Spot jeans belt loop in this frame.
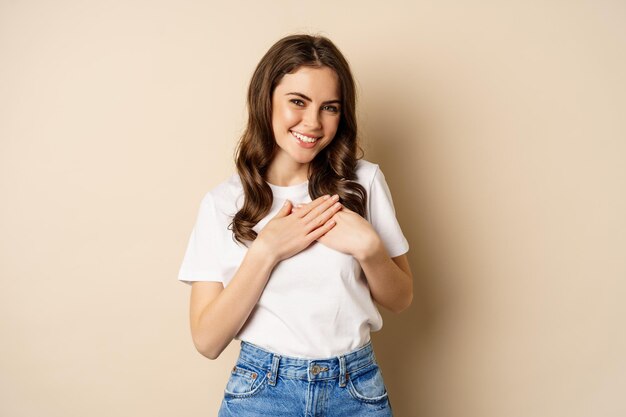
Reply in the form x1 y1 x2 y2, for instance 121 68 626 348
338 355 347 388
268 354 281 386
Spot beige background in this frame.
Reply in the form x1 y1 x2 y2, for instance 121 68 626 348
1 1 625 416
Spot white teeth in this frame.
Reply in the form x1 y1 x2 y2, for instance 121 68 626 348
291 131 318 143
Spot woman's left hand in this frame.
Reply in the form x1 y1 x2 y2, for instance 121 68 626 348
293 203 380 260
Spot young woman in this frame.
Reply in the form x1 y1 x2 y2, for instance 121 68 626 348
178 34 413 417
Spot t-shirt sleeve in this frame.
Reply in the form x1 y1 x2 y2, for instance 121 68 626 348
177 192 224 285
367 165 410 258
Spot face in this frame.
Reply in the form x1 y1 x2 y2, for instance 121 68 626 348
270 65 341 172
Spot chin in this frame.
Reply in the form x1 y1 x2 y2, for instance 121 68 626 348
291 153 317 164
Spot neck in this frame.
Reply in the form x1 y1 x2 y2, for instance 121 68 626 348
265 156 309 186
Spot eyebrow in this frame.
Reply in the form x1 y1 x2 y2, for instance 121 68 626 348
285 92 341 105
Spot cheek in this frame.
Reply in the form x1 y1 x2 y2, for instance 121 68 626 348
275 106 300 128
323 116 340 134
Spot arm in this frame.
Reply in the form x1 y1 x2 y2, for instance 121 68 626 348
188 195 342 360
303 205 413 314
305 203 413 314
355 241 413 314
189 244 277 360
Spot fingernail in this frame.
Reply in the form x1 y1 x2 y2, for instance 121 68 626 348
323 195 330 200
332 194 339 201
283 200 290 206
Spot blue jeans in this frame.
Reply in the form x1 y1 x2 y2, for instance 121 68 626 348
217 340 393 416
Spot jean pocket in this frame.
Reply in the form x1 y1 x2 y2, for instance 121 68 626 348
346 362 389 404
224 360 268 399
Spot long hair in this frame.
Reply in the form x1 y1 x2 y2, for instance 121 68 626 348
230 34 367 245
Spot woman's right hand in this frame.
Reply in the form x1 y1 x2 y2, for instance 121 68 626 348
252 194 342 264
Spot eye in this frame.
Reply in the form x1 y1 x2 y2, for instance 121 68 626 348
290 99 305 106
323 105 339 113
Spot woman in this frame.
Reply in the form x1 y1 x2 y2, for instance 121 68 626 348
178 34 413 416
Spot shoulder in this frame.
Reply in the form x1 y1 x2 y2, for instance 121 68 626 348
355 158 381 189
200 173 244 216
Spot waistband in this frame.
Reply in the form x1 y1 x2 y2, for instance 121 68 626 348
237 340 377 387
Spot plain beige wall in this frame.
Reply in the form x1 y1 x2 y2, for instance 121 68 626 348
1 1 625 416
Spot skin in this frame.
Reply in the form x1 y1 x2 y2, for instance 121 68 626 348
271 65 413 313
266 65 341 186
189 66 413 360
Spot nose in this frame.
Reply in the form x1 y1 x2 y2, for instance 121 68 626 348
303 107 322 130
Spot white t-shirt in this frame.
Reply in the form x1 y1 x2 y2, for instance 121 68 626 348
178 159 409 358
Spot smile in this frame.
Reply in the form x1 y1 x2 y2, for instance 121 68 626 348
290 130 320 143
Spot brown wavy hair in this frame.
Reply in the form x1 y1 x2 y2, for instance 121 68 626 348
230 34 367 245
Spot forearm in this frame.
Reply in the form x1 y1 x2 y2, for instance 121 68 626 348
193 244 277 359
356 239 413 314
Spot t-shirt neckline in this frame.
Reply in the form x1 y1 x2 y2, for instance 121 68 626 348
266 180 309 197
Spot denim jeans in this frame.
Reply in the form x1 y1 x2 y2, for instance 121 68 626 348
217 340 393 417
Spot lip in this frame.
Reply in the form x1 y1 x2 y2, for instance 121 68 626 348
290 130 320 149
290 130 321 140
